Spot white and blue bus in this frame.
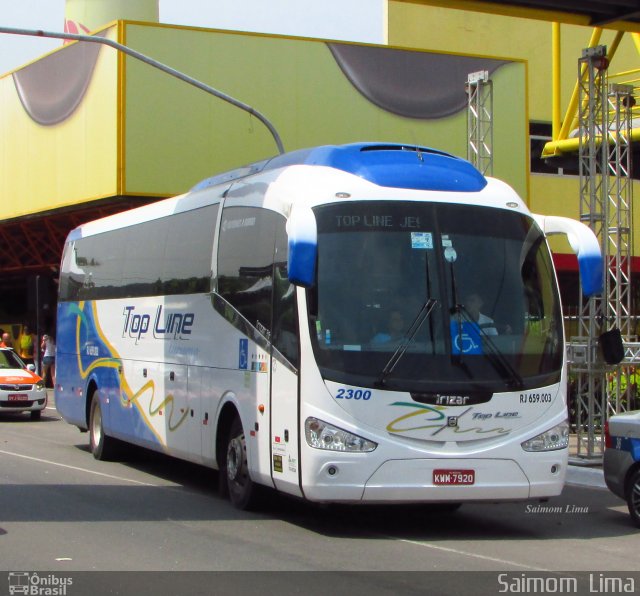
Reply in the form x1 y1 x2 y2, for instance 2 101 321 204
55 143 602 509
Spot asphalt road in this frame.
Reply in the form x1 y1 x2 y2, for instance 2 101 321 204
1 399 638 595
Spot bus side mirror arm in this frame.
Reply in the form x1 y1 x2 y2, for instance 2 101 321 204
287 207 317 288
532 214 603 298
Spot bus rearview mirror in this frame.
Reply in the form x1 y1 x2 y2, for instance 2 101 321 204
532 214 603 298
287 207 317 288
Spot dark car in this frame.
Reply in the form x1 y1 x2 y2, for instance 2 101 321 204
604 410 640 528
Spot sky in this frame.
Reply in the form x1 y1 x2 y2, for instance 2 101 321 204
0 0 385 74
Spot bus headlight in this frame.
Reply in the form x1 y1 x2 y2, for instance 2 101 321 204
305 417 377 452
521 421 569 452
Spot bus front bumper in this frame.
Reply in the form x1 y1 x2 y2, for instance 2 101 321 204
301 455 567 503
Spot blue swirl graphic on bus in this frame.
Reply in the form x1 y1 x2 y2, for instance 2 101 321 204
57 301 189 447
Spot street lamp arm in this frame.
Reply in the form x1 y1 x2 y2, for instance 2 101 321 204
0 26 285 155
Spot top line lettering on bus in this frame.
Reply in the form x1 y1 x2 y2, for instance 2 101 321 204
122 305 194 343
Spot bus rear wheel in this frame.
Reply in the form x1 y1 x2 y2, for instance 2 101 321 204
224 417 259 510
89 393 119 461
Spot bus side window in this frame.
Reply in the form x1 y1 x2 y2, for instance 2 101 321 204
217 207 276 338
161 205 218 295
74 229 127 300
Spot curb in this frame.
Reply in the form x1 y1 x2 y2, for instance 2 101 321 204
566 464 607 489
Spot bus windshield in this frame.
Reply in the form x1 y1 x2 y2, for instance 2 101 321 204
308 201 563 393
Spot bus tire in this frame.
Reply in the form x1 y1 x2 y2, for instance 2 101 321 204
89 393 118 461
626 468 640 528
224 417 259 510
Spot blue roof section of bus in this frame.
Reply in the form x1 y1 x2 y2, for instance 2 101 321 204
298 143 488 192
190 143 487 193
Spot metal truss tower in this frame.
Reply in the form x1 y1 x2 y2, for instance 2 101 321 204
466 70 493 176
604 83 639 418
571 46 637 461
572 45 609 461
605 83 634 341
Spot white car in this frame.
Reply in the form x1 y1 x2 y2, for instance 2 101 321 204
0 348 47 420
604 410 640 528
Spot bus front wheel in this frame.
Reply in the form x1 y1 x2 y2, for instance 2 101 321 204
224 417 259 510
89 393 118 461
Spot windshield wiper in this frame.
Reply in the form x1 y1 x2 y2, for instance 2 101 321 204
375 298 438 387
456 305 524 390
446 255 522 389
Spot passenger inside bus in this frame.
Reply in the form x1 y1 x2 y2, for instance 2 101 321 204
464 293 498 335
371 310 406 345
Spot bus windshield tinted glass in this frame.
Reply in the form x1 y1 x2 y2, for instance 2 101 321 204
309 201 562 392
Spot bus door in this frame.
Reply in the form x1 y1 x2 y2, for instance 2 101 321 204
217 205 300 491
269 222 303 497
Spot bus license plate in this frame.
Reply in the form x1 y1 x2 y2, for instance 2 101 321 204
8 394 29 401
433 469 475 485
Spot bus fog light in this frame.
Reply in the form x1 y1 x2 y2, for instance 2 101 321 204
521 421 569 452
305 417 377 452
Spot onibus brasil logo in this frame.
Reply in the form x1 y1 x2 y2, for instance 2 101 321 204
7 572 72 595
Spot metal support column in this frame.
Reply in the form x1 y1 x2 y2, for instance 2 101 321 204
605 84 633 341
572 46 609 461
605 84 638 416
466 70 493 176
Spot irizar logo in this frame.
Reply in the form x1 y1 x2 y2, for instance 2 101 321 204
411 392 493 406
122 305 194 343
436 395 471 406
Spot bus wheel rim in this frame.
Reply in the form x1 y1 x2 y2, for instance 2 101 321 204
92 403 102 446
227 436 243 482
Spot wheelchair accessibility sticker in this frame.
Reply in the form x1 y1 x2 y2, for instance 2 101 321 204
239 338 248 369
450 321 483 355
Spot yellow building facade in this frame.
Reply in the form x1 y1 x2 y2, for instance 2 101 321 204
1 1 637 329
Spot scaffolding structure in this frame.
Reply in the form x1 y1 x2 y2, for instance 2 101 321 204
570 45 638 461
605 83 634 340
466 70 493 176
465 53 639 460
570 46 610 460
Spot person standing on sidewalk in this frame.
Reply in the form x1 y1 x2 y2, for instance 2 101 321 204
41 333 56 388
17 325 36 366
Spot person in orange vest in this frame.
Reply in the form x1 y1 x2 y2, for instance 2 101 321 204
0 332 13 348
17 325 36 366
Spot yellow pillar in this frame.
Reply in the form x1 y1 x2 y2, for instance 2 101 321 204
552 23 561 140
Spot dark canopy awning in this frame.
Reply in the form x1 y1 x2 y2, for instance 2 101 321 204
403 1 640 30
